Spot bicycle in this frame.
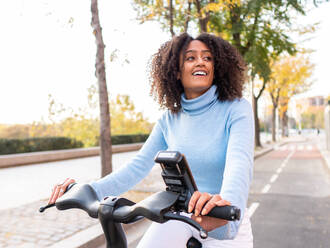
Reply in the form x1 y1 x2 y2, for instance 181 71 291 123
40 151 240 248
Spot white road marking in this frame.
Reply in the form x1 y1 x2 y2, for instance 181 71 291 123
262 149 295 194
261 184 271 194
270 174 278 183
248 202 260 217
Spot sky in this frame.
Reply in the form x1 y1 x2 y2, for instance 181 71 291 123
0 0 329 124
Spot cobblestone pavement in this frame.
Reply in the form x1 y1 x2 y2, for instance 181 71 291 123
0 200 98 248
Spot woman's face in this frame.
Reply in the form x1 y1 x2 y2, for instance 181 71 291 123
178 40 214 99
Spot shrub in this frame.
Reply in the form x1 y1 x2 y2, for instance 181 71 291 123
0 137 83 155
111 134 149 145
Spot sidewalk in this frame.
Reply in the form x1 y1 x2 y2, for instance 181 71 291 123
2 136 325 248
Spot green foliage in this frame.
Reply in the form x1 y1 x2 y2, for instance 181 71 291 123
0 137 83 155
133 0 312 82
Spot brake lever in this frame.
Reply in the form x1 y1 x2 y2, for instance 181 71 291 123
163 212 208 239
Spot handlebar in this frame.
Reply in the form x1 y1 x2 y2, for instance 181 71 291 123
40 183 240 240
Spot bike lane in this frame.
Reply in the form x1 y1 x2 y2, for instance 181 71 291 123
247 139 330 248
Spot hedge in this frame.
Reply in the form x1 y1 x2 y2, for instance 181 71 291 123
111 134 149 145
0 134 150 155
0 137 83 155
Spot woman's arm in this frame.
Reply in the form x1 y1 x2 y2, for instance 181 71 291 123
90 119 168 200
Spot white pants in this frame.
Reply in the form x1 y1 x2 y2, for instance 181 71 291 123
137 210 253 248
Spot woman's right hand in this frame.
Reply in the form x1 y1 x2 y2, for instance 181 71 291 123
48 178 76 204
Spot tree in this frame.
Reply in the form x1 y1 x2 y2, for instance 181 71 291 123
267 55 314 141
133 0 309 147
209 1 308 146
91 0 112 177
133 0 240 35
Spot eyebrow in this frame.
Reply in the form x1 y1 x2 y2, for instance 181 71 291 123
185 49 212 54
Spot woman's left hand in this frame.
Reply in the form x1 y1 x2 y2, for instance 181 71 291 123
188 191 231 232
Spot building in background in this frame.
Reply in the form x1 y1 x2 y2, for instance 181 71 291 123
290 95 326 130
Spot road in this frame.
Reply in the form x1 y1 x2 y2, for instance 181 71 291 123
248 135 330 247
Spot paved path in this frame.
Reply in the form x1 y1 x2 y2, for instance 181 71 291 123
248 136 330 247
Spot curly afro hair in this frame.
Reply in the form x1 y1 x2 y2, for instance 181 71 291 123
149 33 247 113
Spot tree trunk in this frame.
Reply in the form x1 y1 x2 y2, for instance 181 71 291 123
194 0 209 33
281 110 288 137
252 95 261 147
199 18 208 32
169 0 175 37
184 1 191 33
91 0 113 177
271 106 276 142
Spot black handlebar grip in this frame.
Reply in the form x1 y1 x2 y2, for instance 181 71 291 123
207 206 241 221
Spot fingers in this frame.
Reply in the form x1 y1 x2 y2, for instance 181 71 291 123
194 192 213 216
188 191 200 213
214 199 231 207
202 197 231 216
188 192 212 216
48 178 76 204
58 178 76 198
200 194 221 215
188 192 231 217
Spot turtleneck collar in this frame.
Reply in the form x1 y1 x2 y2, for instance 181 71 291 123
181 85 218 115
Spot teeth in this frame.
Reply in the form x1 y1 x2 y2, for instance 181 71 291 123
193 71 207 76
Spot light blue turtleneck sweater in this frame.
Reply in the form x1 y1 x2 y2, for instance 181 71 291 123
91 85 254 240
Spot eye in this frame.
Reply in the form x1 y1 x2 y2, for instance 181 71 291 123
185 56 195 61
204 56 213 61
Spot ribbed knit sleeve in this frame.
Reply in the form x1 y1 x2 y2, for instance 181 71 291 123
90 119 168 200
209 98 254 240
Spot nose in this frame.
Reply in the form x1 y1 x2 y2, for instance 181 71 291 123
196 56 205 66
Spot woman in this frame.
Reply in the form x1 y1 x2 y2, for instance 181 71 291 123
49 33 254 247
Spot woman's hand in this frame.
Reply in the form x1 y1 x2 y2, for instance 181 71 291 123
48 178 76 204
188 191 231 232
